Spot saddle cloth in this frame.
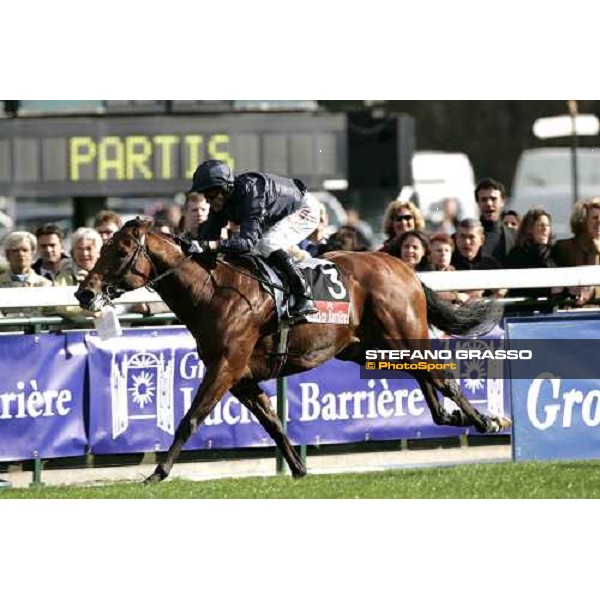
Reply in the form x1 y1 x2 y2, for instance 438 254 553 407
227 254 351 325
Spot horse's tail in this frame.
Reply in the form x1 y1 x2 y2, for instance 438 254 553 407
422 283 503 337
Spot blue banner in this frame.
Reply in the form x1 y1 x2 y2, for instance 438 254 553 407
506 312 600 461
86 328 275 454
0 332 88 461
86 326 510 454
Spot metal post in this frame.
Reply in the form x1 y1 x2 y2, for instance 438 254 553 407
568 100 579 205
30 453 44 488
275 377 288 475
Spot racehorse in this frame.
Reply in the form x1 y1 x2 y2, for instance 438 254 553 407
75 219 510 483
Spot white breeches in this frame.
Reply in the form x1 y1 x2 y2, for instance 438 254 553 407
254 194 321 257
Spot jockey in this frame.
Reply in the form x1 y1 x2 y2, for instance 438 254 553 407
187 160 320 317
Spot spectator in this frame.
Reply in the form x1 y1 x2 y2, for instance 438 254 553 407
154 203 182 234
345 208 374 249
506 207 558 299
32 223 73 282
553 198 600 306
388 230 432 272
179 192 210 237
55 227 103 285
151 219 174 235
475 178 516 265
434 197 460 235
452 218 502 299
501 209 521 231
429 233 470 304
0 231 51 318
299 201 329 257
379 200 425 252
94 210 122 244
324 225 370 252
429 233 455 271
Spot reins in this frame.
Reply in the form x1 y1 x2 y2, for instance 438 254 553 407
103 223 286 306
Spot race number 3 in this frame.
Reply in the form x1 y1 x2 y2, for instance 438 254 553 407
322 265 347 300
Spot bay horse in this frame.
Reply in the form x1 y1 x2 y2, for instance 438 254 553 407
75 219 510 483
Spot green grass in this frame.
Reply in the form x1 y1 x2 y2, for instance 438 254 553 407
3 460 600 498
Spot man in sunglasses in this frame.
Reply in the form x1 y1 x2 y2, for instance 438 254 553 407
186 160 320 318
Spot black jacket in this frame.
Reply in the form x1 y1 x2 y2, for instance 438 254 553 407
198 172 306 254
480 219 516 266
451 249 501 271
506 243 556 298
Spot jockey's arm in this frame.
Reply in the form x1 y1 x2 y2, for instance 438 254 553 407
216 193 266 254
217 216 263 254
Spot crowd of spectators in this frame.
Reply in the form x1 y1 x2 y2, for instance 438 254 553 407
2 175 600 319
373 177 600 308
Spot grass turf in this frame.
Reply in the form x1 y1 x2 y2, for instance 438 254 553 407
2 460 600 498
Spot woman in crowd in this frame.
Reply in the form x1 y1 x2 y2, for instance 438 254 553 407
388 230 432 272
428 233 469 304
55 227 103 286
0 231 51 318
506 207 557 299
378 200 425 253
553 198 600 305
324 225 370 252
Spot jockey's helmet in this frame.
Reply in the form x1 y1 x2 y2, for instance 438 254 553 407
189 160 234 194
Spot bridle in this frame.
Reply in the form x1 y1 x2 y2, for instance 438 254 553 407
101 228 192 303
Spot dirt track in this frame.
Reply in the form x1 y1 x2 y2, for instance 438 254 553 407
3 443 511 489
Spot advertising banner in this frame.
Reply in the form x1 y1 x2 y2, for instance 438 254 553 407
0 332 88 461
86 326 510 454
86 328 276 454
506 313 600 461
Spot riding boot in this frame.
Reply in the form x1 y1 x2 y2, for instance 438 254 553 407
268 249 318 317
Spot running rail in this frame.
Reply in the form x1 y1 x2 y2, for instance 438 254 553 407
0 266 600 308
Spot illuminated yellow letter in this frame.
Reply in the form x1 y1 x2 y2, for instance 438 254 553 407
70 137 97 181
208 134 234 170
184 135 203 178
153 135 179 179
125 136 153 180
98 136 125 181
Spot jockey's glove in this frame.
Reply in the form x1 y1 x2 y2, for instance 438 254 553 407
188 240 215 254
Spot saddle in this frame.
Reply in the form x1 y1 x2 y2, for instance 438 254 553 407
224 253 351 377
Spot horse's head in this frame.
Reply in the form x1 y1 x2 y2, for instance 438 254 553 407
75 218 157 311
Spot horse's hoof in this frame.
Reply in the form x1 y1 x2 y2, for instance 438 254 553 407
292 465 308 479
489 415 512 433
144 465 168 484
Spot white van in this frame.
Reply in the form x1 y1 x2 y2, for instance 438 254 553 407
511 147 600 240
398 151 478 224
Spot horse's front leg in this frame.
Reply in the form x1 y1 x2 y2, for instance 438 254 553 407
145 357 237 484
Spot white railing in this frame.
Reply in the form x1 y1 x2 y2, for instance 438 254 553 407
0 265 600 309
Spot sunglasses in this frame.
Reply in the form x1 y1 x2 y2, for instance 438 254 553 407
394 214 414 222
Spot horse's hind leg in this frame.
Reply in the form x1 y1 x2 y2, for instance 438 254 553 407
230 381 307 478
427 371 511 433
413 371 473 428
